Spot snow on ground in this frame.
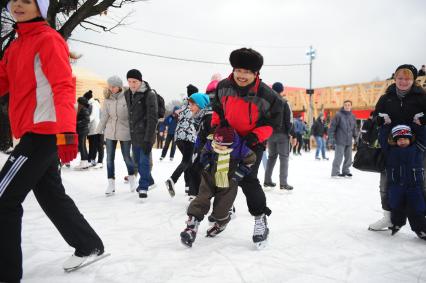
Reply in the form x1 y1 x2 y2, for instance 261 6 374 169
5 148 426 283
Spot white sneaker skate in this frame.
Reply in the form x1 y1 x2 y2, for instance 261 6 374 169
368 210 391 231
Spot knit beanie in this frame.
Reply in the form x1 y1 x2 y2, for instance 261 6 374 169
391 125 413 141
395 64 418 80
213 125 235 146
189 93 210 110
83 90 93 100
206 80 219 94
229 48 263 72
126 69 142 81
7 0 49 19
187 84 199 96
272 82 284 94
107 76 123 88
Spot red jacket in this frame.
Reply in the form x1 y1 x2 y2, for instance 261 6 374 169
0 20 76 138
211 75 283 143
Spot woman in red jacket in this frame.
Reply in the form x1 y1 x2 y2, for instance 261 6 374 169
0 0 104 281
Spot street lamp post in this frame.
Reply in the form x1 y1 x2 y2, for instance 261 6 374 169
306 45 316 127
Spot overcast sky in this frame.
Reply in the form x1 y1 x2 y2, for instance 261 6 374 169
68 0 426 102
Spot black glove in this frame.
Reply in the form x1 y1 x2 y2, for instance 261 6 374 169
232 164 252 182
244 133 259 147
200 152 213 170
141 141 152 155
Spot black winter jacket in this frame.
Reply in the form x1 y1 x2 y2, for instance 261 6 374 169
311 118 326 137
374 84 426 126
124 81 158 147
76 106 90 136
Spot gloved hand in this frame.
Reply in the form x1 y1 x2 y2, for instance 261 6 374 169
413 112 425 125
56 133 78 163
200 152 213 170
378 113 391 125
244 133 259 147
232 164 252 183
141 141 152 155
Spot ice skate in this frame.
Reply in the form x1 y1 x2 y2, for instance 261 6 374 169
368 210 391 231
74 160 90 170
138 189 148 198
105 179 115 196
253 214 269 249
206 222 227 237
93 163 103 169
128 175 137 192
63 249 109 272
165 178 175 197
180 216 199 247
390 225 401 236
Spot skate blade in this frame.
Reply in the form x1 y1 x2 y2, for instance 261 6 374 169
254 241 268 250
368 227 389 231
180 233 193 247
64 253 111 272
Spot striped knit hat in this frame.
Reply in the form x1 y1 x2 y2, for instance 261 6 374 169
213 125 235 146
391 125 412 141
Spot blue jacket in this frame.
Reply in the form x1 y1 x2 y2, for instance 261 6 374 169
293 117 306 134
379 124 426 189
164 114 177 135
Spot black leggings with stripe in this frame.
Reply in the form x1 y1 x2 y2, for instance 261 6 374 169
0 133 103 282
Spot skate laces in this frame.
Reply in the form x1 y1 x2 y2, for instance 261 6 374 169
253 215 267 236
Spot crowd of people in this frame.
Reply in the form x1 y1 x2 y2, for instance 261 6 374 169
0 0 426 281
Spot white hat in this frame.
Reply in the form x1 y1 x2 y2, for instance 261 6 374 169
7 0 49 19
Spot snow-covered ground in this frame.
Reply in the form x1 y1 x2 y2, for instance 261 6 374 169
6 148 426 283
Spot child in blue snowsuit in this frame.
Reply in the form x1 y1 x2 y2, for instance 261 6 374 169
379 123 426 239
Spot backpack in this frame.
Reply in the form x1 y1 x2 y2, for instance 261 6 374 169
151 89 165 119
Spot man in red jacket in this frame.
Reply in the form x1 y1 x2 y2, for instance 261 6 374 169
212 48 284 247
0 0 104 281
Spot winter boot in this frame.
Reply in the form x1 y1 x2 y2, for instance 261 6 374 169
206 222 227 237
75 160 90 170
180 216 200 247
128 175 137 192
368 210 391 231
165 178 175 197
253 214 269 246
105 179 115 196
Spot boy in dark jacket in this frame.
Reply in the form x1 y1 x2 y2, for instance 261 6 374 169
180 125 256 247
378 123 426 239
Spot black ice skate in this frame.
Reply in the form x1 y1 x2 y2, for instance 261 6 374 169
180 216 199 247
253 214 269 249
206 222 227 237
390 225 401 236
416 231 426 240
165 178 175 197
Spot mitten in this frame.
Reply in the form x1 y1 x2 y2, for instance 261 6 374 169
56 133 78 163
378 113 391 125
232 164 252 183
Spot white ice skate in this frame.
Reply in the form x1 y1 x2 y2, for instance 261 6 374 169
368 210 391 231
253 214 269 249
63 252 110 272
74 160 90 170
128 175 137 192
105 179 115 196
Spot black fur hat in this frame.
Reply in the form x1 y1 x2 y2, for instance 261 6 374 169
83 90 93 100
77 97 89 107
395 64 418 80
229 48 263 72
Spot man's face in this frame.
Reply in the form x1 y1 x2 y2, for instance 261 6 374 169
343 102 352 111
233 68 256 87
9 0 41 22
127 78 142 93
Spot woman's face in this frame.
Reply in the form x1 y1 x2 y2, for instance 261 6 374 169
395 72 414 91
108 85 120 94
188 101 200 115
9 0 41 22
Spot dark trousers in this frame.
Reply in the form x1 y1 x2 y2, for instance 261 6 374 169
105 139 134 179
88 134 104 163
0 134 103 282
161 134 176 158
170 140 194 186
78 134 88 161
293 133 303 154
188 156 203 196
156 133 164 148
240 146 271 216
